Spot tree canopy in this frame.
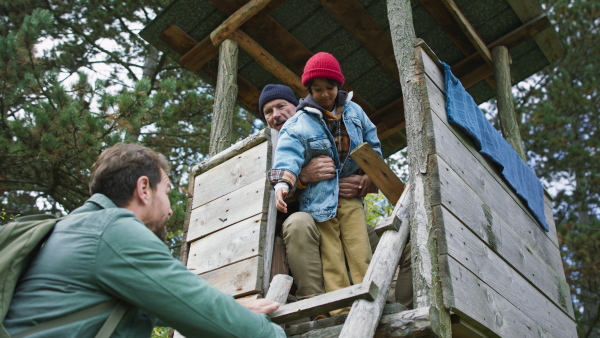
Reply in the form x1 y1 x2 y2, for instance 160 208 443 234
0 1 257 251
514 1 599 335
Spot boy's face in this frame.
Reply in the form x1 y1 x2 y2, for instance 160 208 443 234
310 78 338 112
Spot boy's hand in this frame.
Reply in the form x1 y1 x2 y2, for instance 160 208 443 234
275 187 289 213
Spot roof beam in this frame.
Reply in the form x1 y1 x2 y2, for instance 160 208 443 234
505 0 564 63
319 0 399 81
418 0 476 56
179 36 219 72
439 0 492 64
177 0 277 72
452 13 551 88
207 0 377 115
369 11 547 139
159 24 262 117
228 29 305 96
210 0 272 46
420 0 495 88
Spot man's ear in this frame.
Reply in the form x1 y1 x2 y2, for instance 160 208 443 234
134 176 152 206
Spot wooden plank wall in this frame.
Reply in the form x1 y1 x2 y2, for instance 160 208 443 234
417 45 577 337
185 136 274 298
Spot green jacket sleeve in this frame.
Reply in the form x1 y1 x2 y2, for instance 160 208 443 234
95 215 284 338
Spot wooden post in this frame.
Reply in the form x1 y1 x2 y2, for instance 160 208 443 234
492 45 527 161
269 281 379 324
350 142 405 205
339 189 411 337
229 29 305 96
209 39 238 156
265 274 293 305
387 0 452 336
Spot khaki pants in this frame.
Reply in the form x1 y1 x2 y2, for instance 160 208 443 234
282 212 325 300
316 198 372 295
282 204 413 310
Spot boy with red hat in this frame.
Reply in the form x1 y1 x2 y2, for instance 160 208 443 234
268 52 383 315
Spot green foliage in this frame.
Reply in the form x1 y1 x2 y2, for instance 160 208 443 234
364 155 407 227
151 327 170 338
514 0 599 336
364 192 393 227
0 209 19 223
0 2 257 258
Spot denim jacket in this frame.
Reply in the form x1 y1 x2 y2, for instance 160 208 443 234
270 93 382 222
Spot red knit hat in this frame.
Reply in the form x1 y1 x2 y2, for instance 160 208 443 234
301 52 345 87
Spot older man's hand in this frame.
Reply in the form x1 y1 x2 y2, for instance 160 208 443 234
339 174 376 198
298 155 336 184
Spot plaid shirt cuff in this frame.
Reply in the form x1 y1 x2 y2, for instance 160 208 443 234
268 168 298 188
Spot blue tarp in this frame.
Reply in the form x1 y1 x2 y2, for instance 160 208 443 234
442 62 549 232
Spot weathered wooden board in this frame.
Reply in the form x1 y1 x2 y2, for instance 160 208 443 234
269 281 379 324
424 69 560 248
261 135 278 294
440 254 576 338
429 106 564 274
288 307 434 338
438 206 575 329
422 52 560 245
419 44 444 90
192 128 270 174
543 193 558 241
187 178 268 241
187 214 262 274
192 141 268 208
419 45 575 336
434 155 573 317
196 256 262 297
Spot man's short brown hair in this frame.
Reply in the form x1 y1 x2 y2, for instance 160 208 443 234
89 143 170 207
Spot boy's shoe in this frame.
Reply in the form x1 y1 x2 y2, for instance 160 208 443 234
310 313 330 321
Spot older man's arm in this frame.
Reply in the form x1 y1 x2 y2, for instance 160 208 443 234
298 155 375 198
298 155 336 184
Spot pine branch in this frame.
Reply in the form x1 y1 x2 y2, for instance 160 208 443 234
44 0 139 82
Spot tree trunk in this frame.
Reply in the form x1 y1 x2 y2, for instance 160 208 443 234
209 39 238 156
386 0 452 336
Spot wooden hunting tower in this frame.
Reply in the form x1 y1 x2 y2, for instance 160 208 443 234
141 0 575 336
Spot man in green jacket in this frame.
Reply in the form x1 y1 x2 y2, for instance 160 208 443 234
3 143 285 337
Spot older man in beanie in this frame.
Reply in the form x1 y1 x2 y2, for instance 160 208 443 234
259 83 414 312
258 84 379 305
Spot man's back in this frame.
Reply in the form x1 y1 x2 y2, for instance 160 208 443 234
5 195 156 337
5 194 283 338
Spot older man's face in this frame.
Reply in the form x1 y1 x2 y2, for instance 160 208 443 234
263 99 296 131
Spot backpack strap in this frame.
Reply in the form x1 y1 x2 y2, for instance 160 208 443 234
94 300 131 338
10 299 131 338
